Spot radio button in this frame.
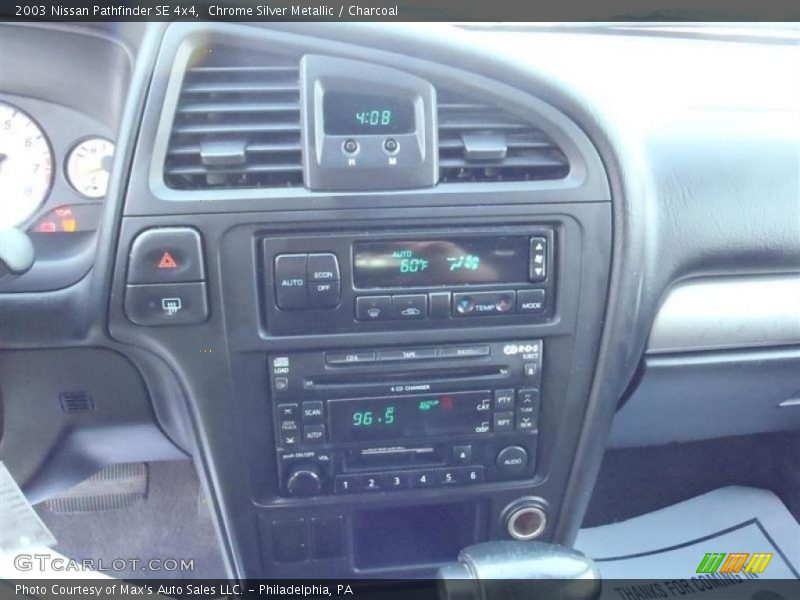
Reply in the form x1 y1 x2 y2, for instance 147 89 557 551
355 296 391 322
326 351 376 365
392 294 428 320
379 347 437 361
303 424 326 444
453 445 472 464
360 474 383 492
302 401 324 423
493 411 515 433
308 281 341 309
410 469 437 488
495 389 515 410
439 345 490 359
274 254 309 310
497 446 529 473
517 289 546 315
335 475 361 494
307 253 340 282
459 466 485 484
437 468 461 486
384 472 410 490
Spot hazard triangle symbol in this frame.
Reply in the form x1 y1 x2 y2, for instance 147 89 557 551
158 252 178 269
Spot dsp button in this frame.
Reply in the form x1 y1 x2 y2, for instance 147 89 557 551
274 254 308 309
128 227 205 284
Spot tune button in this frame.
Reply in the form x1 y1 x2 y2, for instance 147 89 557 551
496 446 529 474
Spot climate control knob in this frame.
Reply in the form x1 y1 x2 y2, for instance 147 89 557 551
286 463 323 497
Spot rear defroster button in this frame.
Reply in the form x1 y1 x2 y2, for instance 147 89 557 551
496 446 528 474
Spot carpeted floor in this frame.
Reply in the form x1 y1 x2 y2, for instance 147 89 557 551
35 459 226 579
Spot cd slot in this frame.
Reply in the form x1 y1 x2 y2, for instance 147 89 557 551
305 365 508 391
343 445 446 472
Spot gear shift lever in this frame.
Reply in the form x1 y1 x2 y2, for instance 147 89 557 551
437 541 601 600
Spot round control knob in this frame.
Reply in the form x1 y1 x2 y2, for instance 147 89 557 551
496 445 529 474
506 505 547 540
286 463 322 497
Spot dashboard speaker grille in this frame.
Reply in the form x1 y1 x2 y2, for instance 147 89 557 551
437 90 569 183
164 48 302 190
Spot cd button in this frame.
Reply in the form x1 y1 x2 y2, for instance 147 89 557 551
326 351 376 365
355 296 391 322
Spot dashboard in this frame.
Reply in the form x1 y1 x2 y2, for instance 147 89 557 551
0 21 798 580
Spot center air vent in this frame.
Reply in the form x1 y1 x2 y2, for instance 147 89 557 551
437 90 570 183
164 48 303 190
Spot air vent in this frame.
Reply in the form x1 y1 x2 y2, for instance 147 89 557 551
59 391 94 413
437 90 569 183
164 48 302 190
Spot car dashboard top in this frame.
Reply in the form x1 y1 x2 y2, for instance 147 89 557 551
0 21 798 580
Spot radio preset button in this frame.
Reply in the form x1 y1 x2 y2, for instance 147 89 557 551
360 475 382 492
307 253 340 282
379 348 437 362
459 466 485 484
453 445 472 464
335 475 360 494
410 469 437 488
308 281 341 309
493 411 515 433
355 296 391 322
303 424 326 444
302 401 324 423
530 237 547 282
439 345 490 359
392 294 428 320
495 389 515 410
326 351 376 365
384 472 410 490
437 468 460 486
274 254 309 310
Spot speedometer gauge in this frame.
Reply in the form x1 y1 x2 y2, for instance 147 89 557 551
65 137 114 198
0 102 54 228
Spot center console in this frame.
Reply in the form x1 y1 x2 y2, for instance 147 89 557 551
108 22 614 579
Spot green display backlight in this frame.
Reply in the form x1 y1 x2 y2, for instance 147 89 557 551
352 406 395 427
355 110 392 126
418 399 439 411
447 254 481 271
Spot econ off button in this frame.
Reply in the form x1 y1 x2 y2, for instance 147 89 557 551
496 446 528 474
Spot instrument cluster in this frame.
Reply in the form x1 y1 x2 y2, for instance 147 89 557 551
0 100 114 234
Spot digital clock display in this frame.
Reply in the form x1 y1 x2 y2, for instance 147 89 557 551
323 92 415 135
353 237 530 288
328 391 493 443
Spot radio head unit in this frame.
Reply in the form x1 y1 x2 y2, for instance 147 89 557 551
269 340 542 497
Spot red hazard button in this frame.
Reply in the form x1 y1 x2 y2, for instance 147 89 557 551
158 252 178 269
127 228 205 284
